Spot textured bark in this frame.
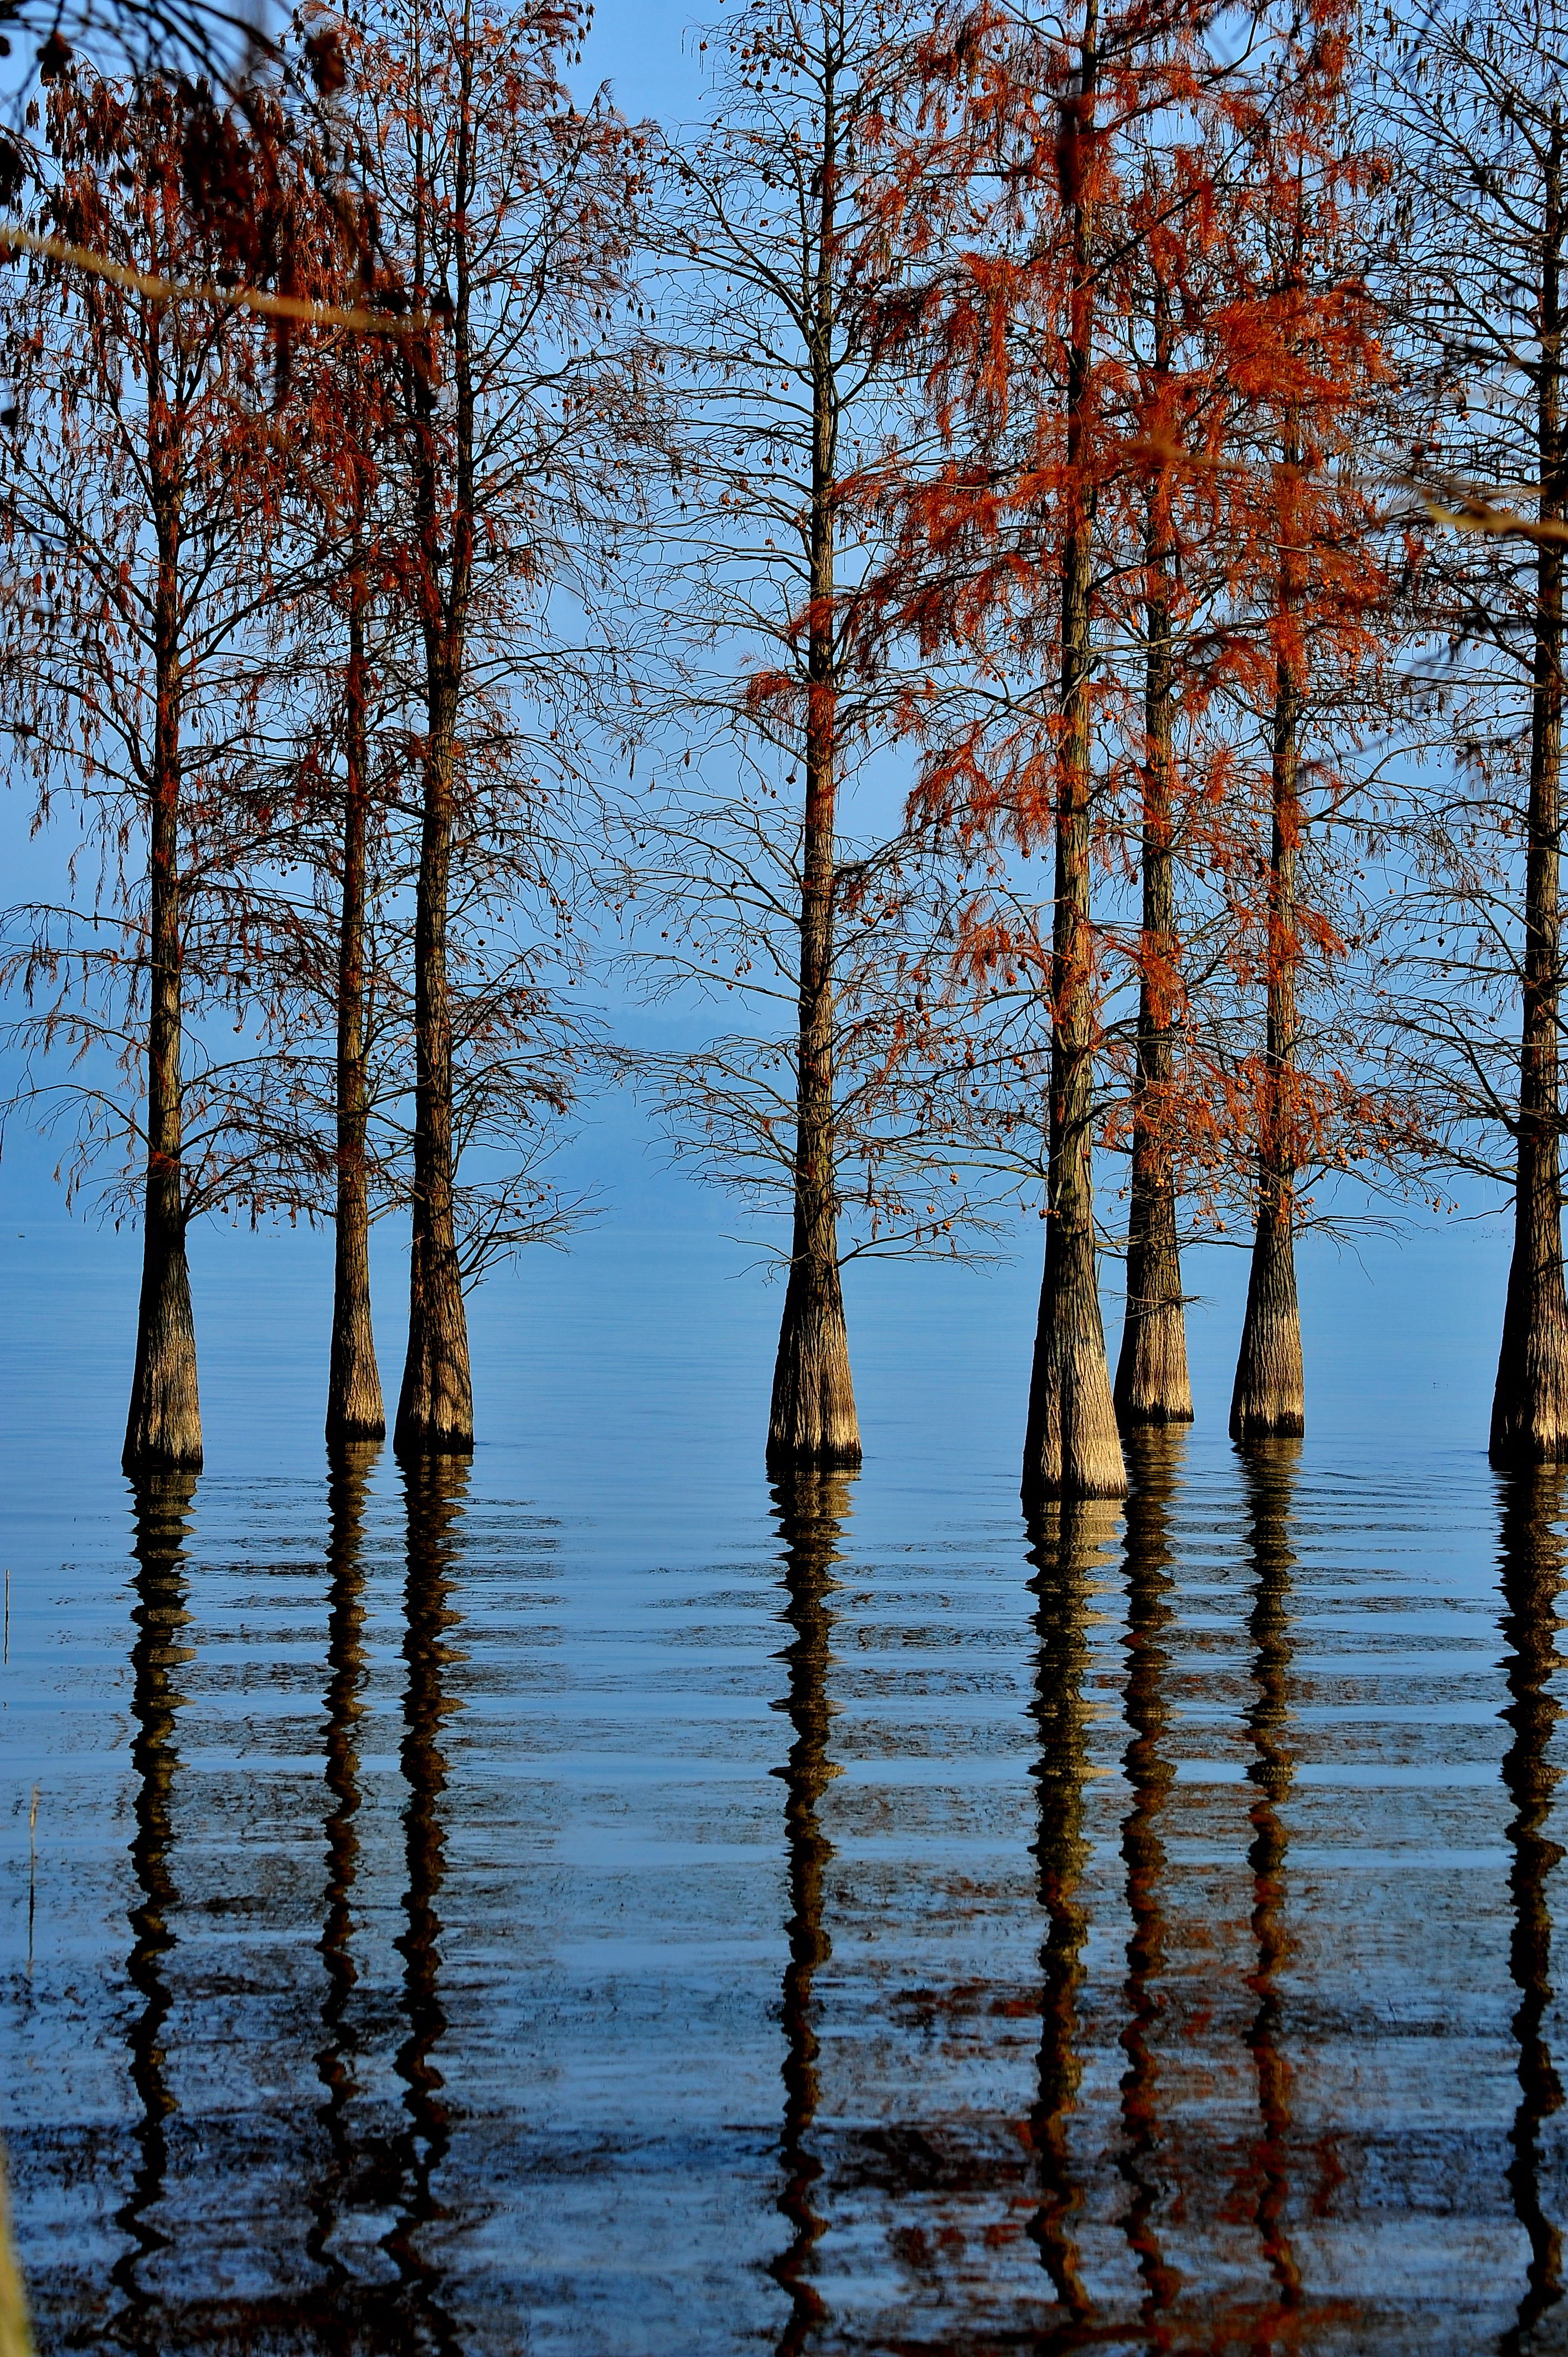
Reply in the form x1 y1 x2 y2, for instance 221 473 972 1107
394 665 473 1456
327 583 385 1445
124 442 202 1474
767 67 860 1471
1024 0 1126 1502
395 86 475 1460
769 1467 850 2351
1231 447 1306 1443
1494 120 1568 1468
1116 440 1191 1428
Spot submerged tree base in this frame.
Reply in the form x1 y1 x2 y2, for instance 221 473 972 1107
1024 1233 1129 1504
123 1235 203 1474
1489 1247 1568 1468
767 1264 861 1471
1489 1372 1568 1467
1114 1299 1194 1430
395 1265 474 1459
1230 1211 1304 1445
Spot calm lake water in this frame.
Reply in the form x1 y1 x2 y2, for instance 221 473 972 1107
2 1215 1564 2353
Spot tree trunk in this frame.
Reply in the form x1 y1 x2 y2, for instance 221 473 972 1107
327 581 385 1445
394 667 473 1457
1116 460 1191 1427
124 464 201 1474
768 81 859 1470
395 90 476 1461
1494 117 1568 1466
1024 0 1127 1503
1231 454 1306 1442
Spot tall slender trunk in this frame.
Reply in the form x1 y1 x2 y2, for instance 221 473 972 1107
768 77 859 1469
1494 115 1568 1466
396 58 475 1459
1116 413 1191 1425
124 442 201 1474
327 573 385 1444
1231 435 1306 1442
1024 0 1127 1502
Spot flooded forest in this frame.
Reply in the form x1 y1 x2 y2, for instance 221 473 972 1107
2 0 1568 2343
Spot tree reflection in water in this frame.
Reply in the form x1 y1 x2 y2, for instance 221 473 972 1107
1116 1430 1186 2340
1027 1495 1120 2340
1238 1438 1303 2349
768 1468 851 2355
112 1470 198 2357
307 1441 378 2320
307 1448 470 2354
1497 1466 1566 2357
380 1455 468 2357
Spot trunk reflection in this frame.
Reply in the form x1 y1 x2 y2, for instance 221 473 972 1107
768 1468 851 2354
1497 1465 1566 2355
113 1471 198 2356
1027 1496 1120 2337
381 1456 468 2356
1239 1437 1303 2346
1117 1430 1185 2338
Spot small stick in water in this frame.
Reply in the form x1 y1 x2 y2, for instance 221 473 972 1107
25 1789 38 1979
